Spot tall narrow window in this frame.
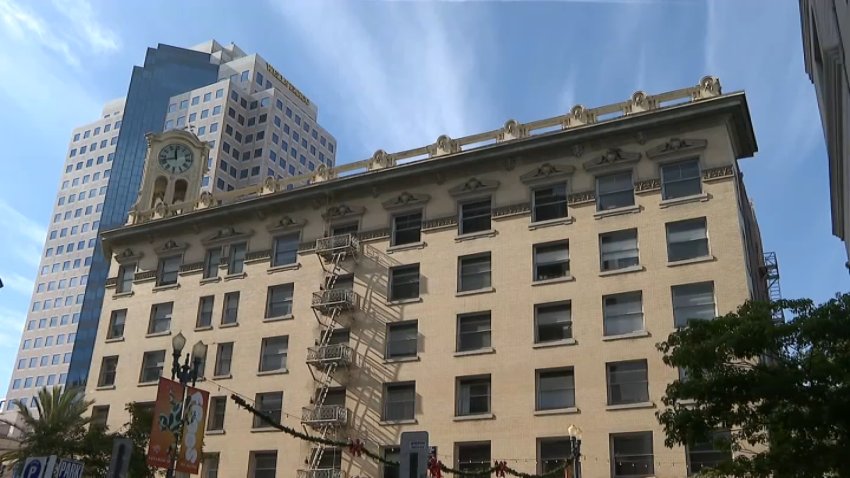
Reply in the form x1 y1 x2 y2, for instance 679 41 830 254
386 321 418 359
666 218 709 262
253 392 283 428
603 292 644 336
686 430 732 474
383 382 415 421
536 368 575 410
672 282 716 327
97 356 118 387
392 211 422 246
207 397 227 431
459 198 491 234
389 264 420 301
599 229 639 271
271 233 299 267
457 443 491 474
457 312 491 352
91 406 109 429
197 296 214 328
203 247 221 279
228 242 247 274
538 438 572 474
532 183 568 222
265 284 293 318
611 432 654 477
117 263 135 293
250 451 278 478
156 255 181 286
606 360 649 405
534 302 572 343
259 336 289 372
203 454 220 478
458 253 491 292
107 309 126 339
456 375 491 416
148 302 173 334
596 171 634 211
222 292 239 325
661 159 701 199
533 241 570 281
214 343 233 377
140 350 166 383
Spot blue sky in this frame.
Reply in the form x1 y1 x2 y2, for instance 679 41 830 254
0 0 844 393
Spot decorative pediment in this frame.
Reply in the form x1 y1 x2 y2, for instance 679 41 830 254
520 163 576 185
267 215 307 232
322 204 365 220
114 248 143 264
154 240 189 255
201 226 253 246
646 138 708 160
582 148 642 172
449 177 500 198
382 192 431 210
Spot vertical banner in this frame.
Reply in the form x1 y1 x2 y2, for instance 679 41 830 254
176 386 209 474
146 377 184 469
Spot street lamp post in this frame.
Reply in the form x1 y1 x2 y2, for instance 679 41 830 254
165 332 206 478
567 425 582 478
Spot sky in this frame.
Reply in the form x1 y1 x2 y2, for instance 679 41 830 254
0 0 845 394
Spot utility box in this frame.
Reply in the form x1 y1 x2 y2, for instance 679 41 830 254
400 431 429 478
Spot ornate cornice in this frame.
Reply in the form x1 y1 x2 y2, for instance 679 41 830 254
520 163 575 185
582 148 642 172
245 250 272 263
568 190 596 205
267 215 306 233
422 215 458 231
646 138 708 160
449 177 500 198
133 270 156 282
635 178 661 194
382 192 431 211
358 228 391 242
154 240 188 255
179 262 204 274
493 202 531 220
322 204 365 220
114 248 143 265
703 165 735 182
201 226 253 246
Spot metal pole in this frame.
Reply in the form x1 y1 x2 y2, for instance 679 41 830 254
165 352 193 478
574 438 582 478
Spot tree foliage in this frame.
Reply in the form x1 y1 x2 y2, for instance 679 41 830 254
657 295 850 477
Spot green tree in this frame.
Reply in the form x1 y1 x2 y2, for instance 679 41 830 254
656 295 850 477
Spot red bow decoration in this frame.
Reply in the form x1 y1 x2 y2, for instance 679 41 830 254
348 439 365 457
428 456 442 478
495 460 508 478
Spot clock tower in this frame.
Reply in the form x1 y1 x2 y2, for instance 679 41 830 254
136 130 209 212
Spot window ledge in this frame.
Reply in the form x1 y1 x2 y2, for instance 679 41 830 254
599 265 645 277
387 297 423 306
257 369 289 377
194 325 214 332
250 427 281 433
456 287 495 297
220 322 239 329
534 407 579 416
593 204 641 220
532 338 577 349
137 381 159 388
532 276 574 286
528 216 575 230
95 385 116 391
105 337 125 344
606 401 655 411
384 356 420 364
379 418 418 426
453 413 495 422
206 429 225 436
223 272 247 281
112 291 134 299
263 314 294 323
145 330 172 338
200 276 221 285
667 255 715 267
267 263 301 274
152 283 180 292
602 330 651 341
387 241 426 253
659 192 709 208
211 374 232 380
454 347 495 357
454 229 497 242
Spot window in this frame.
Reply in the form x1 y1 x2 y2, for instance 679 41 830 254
203 248 221 279
91 405 109 429
222 292 239 325
611 432 654 477
600 229 639 271
606 360 649 405
457 443 491 473
536 368 575 410
107 309 126 339
389 264 420 301
456 375 491 415
213 105 222 115
382 447 400 478
156 255 181 286
383 382 415 421
672 282 716 327
386 321 418 359
535 302 572 343
459 198 491 234
666 218 709 262
98 356 118 387
603 292 644 336
661 159 701 199
533 183 568 221
271 233 298 267
457 312 491 352
458 253 491 292
687 430 732 475
265 284 293 319
253 392 283 428
214 342 233 376
228 242 247 274
117 263 135 293
197 296 214 328
203 454 220 478
533 241 570 281
597 171 635 210
250 451 277 478
391 211 422 246
259 336 289 372
140 350 166 383
148 302 173 334
207 397 227 431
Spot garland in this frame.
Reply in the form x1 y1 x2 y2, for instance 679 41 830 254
230 394 574 478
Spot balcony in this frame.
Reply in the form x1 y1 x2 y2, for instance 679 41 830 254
306 343 354 368
297 469 344 478
301 405 349 429
315 234 360 261
311 289 359 313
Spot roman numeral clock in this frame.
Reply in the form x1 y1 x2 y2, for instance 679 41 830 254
135 130 210 215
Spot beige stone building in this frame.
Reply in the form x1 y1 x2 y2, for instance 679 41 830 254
84 77 766 478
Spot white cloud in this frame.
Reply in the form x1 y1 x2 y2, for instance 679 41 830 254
51 0 120 53
0 306 24 349
2 273 34 297
0 0 78 66
0 199 45 268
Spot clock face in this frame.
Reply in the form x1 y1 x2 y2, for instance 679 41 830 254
158 143 194 174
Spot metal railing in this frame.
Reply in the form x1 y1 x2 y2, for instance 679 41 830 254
301 405 349 428
306 344 354 367
297 469 343 478
315 234 360 258
311 289 359 311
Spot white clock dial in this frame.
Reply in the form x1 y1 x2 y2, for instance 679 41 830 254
158 143 194 174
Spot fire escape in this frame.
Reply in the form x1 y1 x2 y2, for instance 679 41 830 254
762 251 784 321
298 233 360 478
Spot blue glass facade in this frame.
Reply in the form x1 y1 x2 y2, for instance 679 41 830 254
68 44 219 386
